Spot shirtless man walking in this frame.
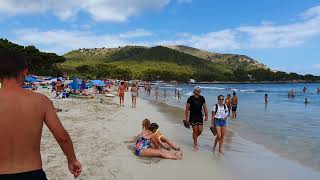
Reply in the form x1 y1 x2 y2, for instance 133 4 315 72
0 49 81 179
118 81 126 107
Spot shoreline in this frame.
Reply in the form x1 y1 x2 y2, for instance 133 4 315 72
194 81 320 84
140 93 320 175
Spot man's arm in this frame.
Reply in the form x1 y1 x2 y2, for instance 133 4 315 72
203 103 208 121
185 103 190 121
211 111 215 127
43 97 81 178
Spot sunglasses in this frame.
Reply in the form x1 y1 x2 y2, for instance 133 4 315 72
195 90 201 92
219 99 224 100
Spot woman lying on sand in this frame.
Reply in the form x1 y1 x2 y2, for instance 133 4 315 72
149 123 180 151
135 119 182 160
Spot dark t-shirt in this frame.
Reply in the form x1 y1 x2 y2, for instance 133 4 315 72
187 95 206 120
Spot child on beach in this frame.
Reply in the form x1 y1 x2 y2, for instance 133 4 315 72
135 119 182 160
149 123 180 151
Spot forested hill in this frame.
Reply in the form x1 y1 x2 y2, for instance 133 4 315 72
1 38 319 82
0 39 66 76
63 45 320 82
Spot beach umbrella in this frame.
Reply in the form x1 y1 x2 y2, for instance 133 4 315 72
71 77 80 90
25 76 37 83
91 80 105 87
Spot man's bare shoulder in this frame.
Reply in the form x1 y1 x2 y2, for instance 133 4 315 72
22 89 51 104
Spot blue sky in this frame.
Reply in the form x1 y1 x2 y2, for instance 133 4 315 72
0 0 319 75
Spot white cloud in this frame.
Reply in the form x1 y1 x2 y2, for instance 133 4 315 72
119 29 153 38
159 5 320 51
313 64 320 69
0 0 169 22
10 5 320 54
13 28 153 54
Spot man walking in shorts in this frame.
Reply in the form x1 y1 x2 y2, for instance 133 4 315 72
0 49 81 179
185 86 208 149
231 92 238 119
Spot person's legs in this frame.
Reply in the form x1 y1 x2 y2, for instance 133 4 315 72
121 95 125 107
140 148 181 160
161 137 180 151
219 126 226 153
192 125 199 148
197 125 203 137
134 97 137 108
131 96 134 108
213 127 222 152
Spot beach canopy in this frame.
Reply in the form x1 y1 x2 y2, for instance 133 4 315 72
25 76 39 83
70 77 80 90
80 80 87 90
91 80 105 87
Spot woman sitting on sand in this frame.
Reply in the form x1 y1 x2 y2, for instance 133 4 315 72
135 119 182 160
149 123 180 151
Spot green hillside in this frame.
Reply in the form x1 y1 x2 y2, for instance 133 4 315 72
165 45 267 71
0 39 66 76
63 46 236 81
62 45 320 82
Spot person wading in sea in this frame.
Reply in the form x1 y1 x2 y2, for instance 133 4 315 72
185 86 208 149
231 92 238 119
0 49 81 179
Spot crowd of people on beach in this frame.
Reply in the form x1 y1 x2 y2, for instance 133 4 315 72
1 48 320 179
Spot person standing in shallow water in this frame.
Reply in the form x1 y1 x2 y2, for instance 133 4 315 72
265 94 268 104
185 86 208 149
0 49 81 179
231 92 238 119
225 94 231 116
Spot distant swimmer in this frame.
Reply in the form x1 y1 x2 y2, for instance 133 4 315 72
0 49 81 179
288 89 295 98
317 88 320 94
164 89 167 98
303 87 307 93
177 90 181 100
304 98 309 104
265 94 269 104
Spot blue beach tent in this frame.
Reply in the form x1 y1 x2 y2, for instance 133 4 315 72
91 80 105 87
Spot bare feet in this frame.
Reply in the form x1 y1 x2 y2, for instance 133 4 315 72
219 150 224 154
192 144 199 151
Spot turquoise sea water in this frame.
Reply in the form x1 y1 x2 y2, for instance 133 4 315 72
141 83 320 171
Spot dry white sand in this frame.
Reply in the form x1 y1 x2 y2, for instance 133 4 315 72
39 89 235 180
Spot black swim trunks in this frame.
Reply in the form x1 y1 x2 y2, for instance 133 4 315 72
231 105 237 112
0 169 47 180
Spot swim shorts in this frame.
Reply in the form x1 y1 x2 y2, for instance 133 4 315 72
189 118 203 126
214 118 226 127
0 169 47 180
231 105 237 112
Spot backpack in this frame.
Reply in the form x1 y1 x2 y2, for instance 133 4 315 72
214 104 227 114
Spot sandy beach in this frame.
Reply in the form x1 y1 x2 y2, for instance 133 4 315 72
39 88 320 180
39 88 235 180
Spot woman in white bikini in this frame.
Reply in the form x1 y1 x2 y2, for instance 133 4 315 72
131 84 138 108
